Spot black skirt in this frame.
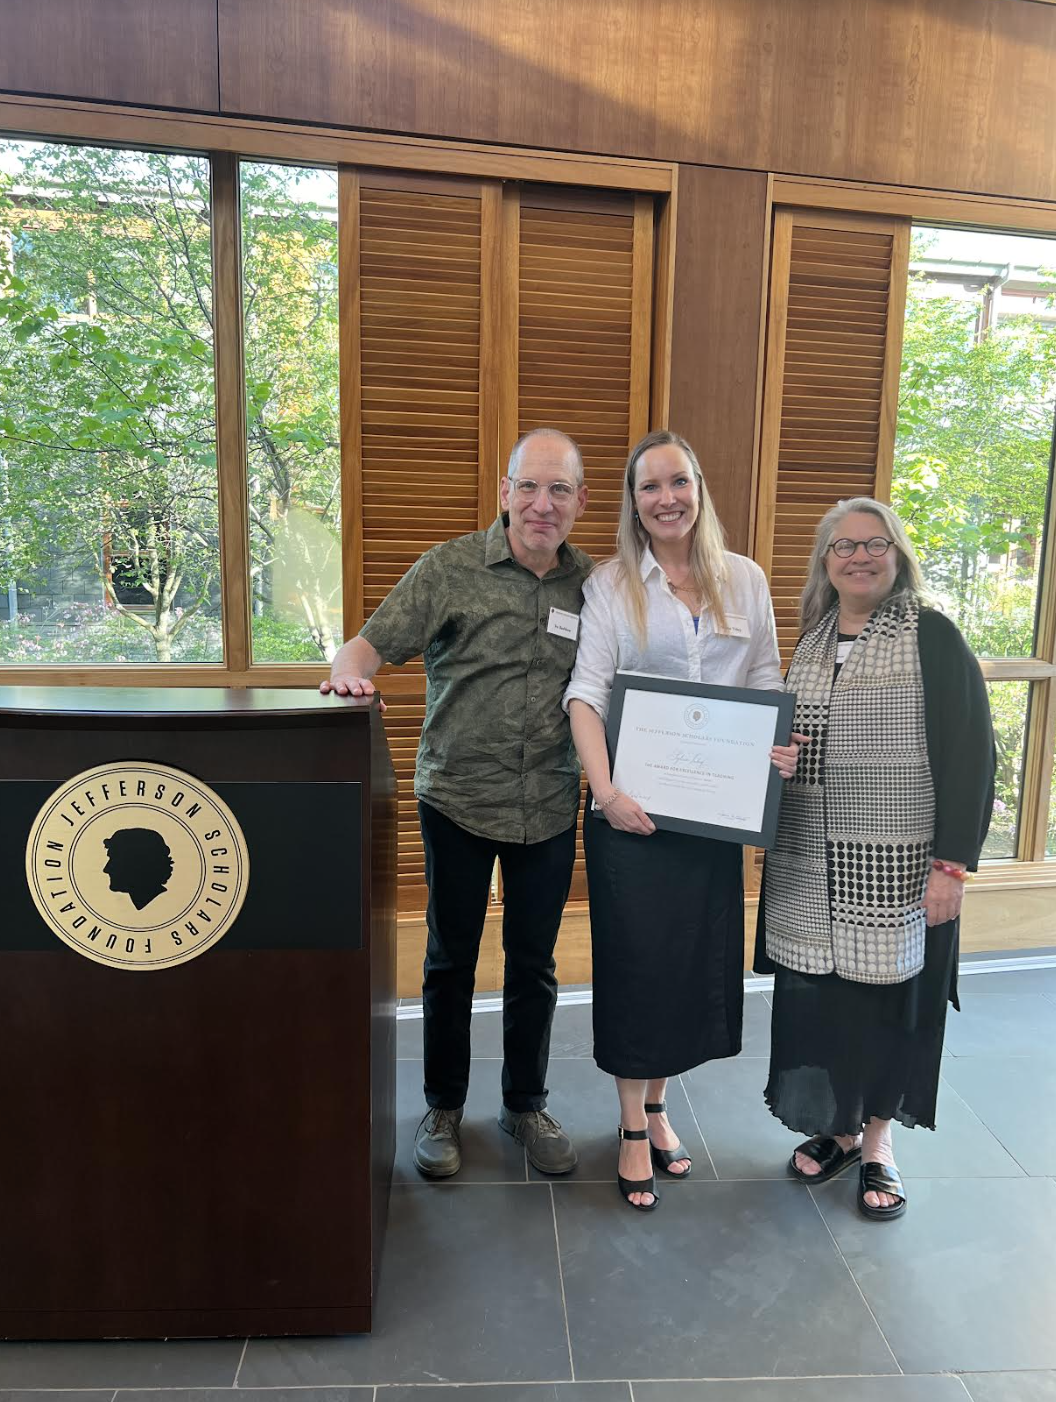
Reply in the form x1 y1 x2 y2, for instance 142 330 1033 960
585 800 745 1080
757 899 959 1134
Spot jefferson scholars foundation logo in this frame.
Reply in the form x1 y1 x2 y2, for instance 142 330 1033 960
683 702 710 730
25 762 249 970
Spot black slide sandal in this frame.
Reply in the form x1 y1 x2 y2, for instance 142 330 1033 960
788 1135 862 1184
857 1161 907 1220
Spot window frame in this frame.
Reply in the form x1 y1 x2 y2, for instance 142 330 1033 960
0 94 676 689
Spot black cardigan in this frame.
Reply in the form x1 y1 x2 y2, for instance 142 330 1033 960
918 608 996 870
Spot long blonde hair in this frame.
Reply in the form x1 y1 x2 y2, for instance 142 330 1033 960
615 430 728 643
800 496 931 631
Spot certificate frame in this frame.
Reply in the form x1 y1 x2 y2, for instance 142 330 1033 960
602 674 796 848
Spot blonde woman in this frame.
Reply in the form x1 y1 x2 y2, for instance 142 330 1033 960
756 498 995 1221
565 430 797 1211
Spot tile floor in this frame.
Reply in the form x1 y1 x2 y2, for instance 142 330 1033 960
3 969 1056 1402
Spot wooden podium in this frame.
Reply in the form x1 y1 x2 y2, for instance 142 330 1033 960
0 687 396 1338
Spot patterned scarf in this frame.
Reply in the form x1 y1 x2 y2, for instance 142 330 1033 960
763 598 935 984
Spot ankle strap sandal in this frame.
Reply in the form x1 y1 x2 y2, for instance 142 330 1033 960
644 1101 693 1179
617 1126 659 1212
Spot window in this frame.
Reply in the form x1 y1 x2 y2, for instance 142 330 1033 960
0 138 221 664
985 679 1030 860
240 161 341 663
892 226 1056 858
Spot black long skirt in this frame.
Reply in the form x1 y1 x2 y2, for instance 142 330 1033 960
758 908 959 1135
585 802 745 1080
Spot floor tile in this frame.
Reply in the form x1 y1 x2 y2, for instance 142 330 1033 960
958 969 1056 1001
679 1056 781 1180
940 1055 1056 1176
740 992 774 1056
0 1394 112 1402
394 1059 527 1184
812 1175 1056 1373
553 1180 898 1379
960 1371 1056 1401
943 995 1056 1057
397 1001 596 1062
0 1341 244 1389
379 1386 630 1402
397 1009 504 1061
240 1184 571 1385
680 1057 1022 1182
635 1378 967 1401
397 996 767 1063
894 1080 1024 1178
119 1392 371 1402
548 1001 595 1058
526 1058 714 1182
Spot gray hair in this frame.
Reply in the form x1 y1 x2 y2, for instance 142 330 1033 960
800 496 931 631
507 427 584 485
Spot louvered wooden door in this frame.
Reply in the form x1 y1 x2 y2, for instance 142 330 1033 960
755 208 910 663
339 168 501 912
748 207 910 895
341 171 656 923
500 185 655 901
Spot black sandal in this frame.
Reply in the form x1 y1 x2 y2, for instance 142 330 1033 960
617 1126 659 1211
787 1135 862 1184
857 1162 907 1221
645 1100 693 1179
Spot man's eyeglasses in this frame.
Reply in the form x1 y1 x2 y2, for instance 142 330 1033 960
510 478 578 502
826 536 894 559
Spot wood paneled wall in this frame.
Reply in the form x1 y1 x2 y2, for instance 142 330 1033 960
666 165 770 555
0 0 219 113
216 0 1056 204
5 2 1056 202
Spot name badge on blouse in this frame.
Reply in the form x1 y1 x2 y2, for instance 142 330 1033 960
717 614 751 639
547 607 580 641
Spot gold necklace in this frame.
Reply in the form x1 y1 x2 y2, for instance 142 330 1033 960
666 574 702 606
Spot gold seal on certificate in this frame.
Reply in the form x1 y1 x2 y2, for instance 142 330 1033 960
602 673 795 847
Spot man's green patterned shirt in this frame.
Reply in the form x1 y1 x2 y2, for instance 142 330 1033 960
361 516 592 844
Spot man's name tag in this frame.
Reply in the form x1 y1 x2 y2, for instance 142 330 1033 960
718 613 751 639
547 607 580 641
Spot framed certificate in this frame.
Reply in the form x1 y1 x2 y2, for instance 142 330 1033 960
601 673 796 848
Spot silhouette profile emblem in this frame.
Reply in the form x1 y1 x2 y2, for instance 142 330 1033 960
25 762 249 971
103 828 174 910
684 703 710 730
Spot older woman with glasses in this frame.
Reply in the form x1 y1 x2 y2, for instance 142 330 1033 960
756 497 995 1220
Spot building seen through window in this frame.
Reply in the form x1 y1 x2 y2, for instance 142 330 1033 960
893 226 1056 857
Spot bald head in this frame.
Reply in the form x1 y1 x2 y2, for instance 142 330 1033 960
507 428 584 486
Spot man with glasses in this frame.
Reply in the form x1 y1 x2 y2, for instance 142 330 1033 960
322 428 590 1177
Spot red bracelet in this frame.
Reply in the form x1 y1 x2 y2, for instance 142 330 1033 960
932 859 971 883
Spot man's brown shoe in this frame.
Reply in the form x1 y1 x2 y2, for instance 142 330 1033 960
413 1107 464 1178
498 1107 578 1174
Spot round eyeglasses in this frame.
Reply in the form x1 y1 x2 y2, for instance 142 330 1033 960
826 536 894 559
510 478 578 502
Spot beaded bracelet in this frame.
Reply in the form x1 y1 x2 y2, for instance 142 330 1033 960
596 790 621 810
931 859 971 883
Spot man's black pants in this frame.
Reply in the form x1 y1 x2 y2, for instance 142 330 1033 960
418 800 577 1113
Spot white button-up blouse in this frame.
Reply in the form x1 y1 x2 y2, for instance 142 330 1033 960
563 548 783 720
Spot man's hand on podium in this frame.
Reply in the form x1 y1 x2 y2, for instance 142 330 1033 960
320 674 387 712
321 637 387 711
